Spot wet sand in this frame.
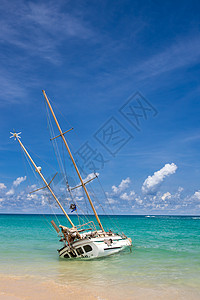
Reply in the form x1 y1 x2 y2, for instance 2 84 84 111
0 275 96 300
0 274 200 300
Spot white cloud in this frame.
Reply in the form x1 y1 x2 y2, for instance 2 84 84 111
75 196 84 202
74 173 99 190
178 187 184 193
83 172 99 182
142 163 177 194
30 184 37 189
193 191 200 201
6 188 15 196
1 176 26 198
161 192 172 201
41 196 47 206
0 183 6 190
107 198 116 204
27 193 39 201
112 177 131 194
120 193 129 201
120 191 135 201
13 176 26 187
135 197 143 205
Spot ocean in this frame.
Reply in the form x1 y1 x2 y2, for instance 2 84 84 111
0 214 200 299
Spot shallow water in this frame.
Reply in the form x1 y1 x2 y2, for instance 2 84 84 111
0 214 200 298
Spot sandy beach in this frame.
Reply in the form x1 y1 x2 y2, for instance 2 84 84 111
0 275 96 300
0 274 200 300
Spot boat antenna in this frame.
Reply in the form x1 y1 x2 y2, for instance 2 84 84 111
42 90 104 232
10 131 74 228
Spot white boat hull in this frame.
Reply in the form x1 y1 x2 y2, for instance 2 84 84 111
58 235 132 259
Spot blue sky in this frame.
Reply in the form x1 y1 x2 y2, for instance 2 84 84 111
0 0 200 215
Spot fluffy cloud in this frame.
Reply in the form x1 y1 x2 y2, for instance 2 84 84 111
193 191 200 201
161 192 171 201
13 176 27 187
178 187 184 193
83 172 99 184
112 177 131 194
142 163 177 194
135 197 143 205
6 188 15 196
120 191 135 201
107 198 116 204
74 173 99 190
5 176 27 196
0 183 6 190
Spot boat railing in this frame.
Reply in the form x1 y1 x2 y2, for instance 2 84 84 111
76 221 97 232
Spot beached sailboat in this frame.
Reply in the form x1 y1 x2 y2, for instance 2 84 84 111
10 90 132 259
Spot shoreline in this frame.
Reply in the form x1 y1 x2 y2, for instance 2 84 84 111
0 273 200 300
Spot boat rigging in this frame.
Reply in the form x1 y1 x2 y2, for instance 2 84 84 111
10 91 132 259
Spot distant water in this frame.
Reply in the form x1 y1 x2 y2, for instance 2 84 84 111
0 214 200 297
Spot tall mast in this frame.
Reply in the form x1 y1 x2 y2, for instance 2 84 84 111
42 90 104 232
12 133 74 227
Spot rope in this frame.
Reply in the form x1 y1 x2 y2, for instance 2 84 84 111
22 143 57 173
44 96 121 233
45 100 83 226
97 176 124 235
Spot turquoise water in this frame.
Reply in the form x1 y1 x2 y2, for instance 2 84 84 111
0 214 200 296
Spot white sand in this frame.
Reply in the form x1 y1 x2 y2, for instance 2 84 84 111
0 275 96 300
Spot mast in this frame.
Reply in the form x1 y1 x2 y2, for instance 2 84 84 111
42 90 104 232
12 132 74 227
